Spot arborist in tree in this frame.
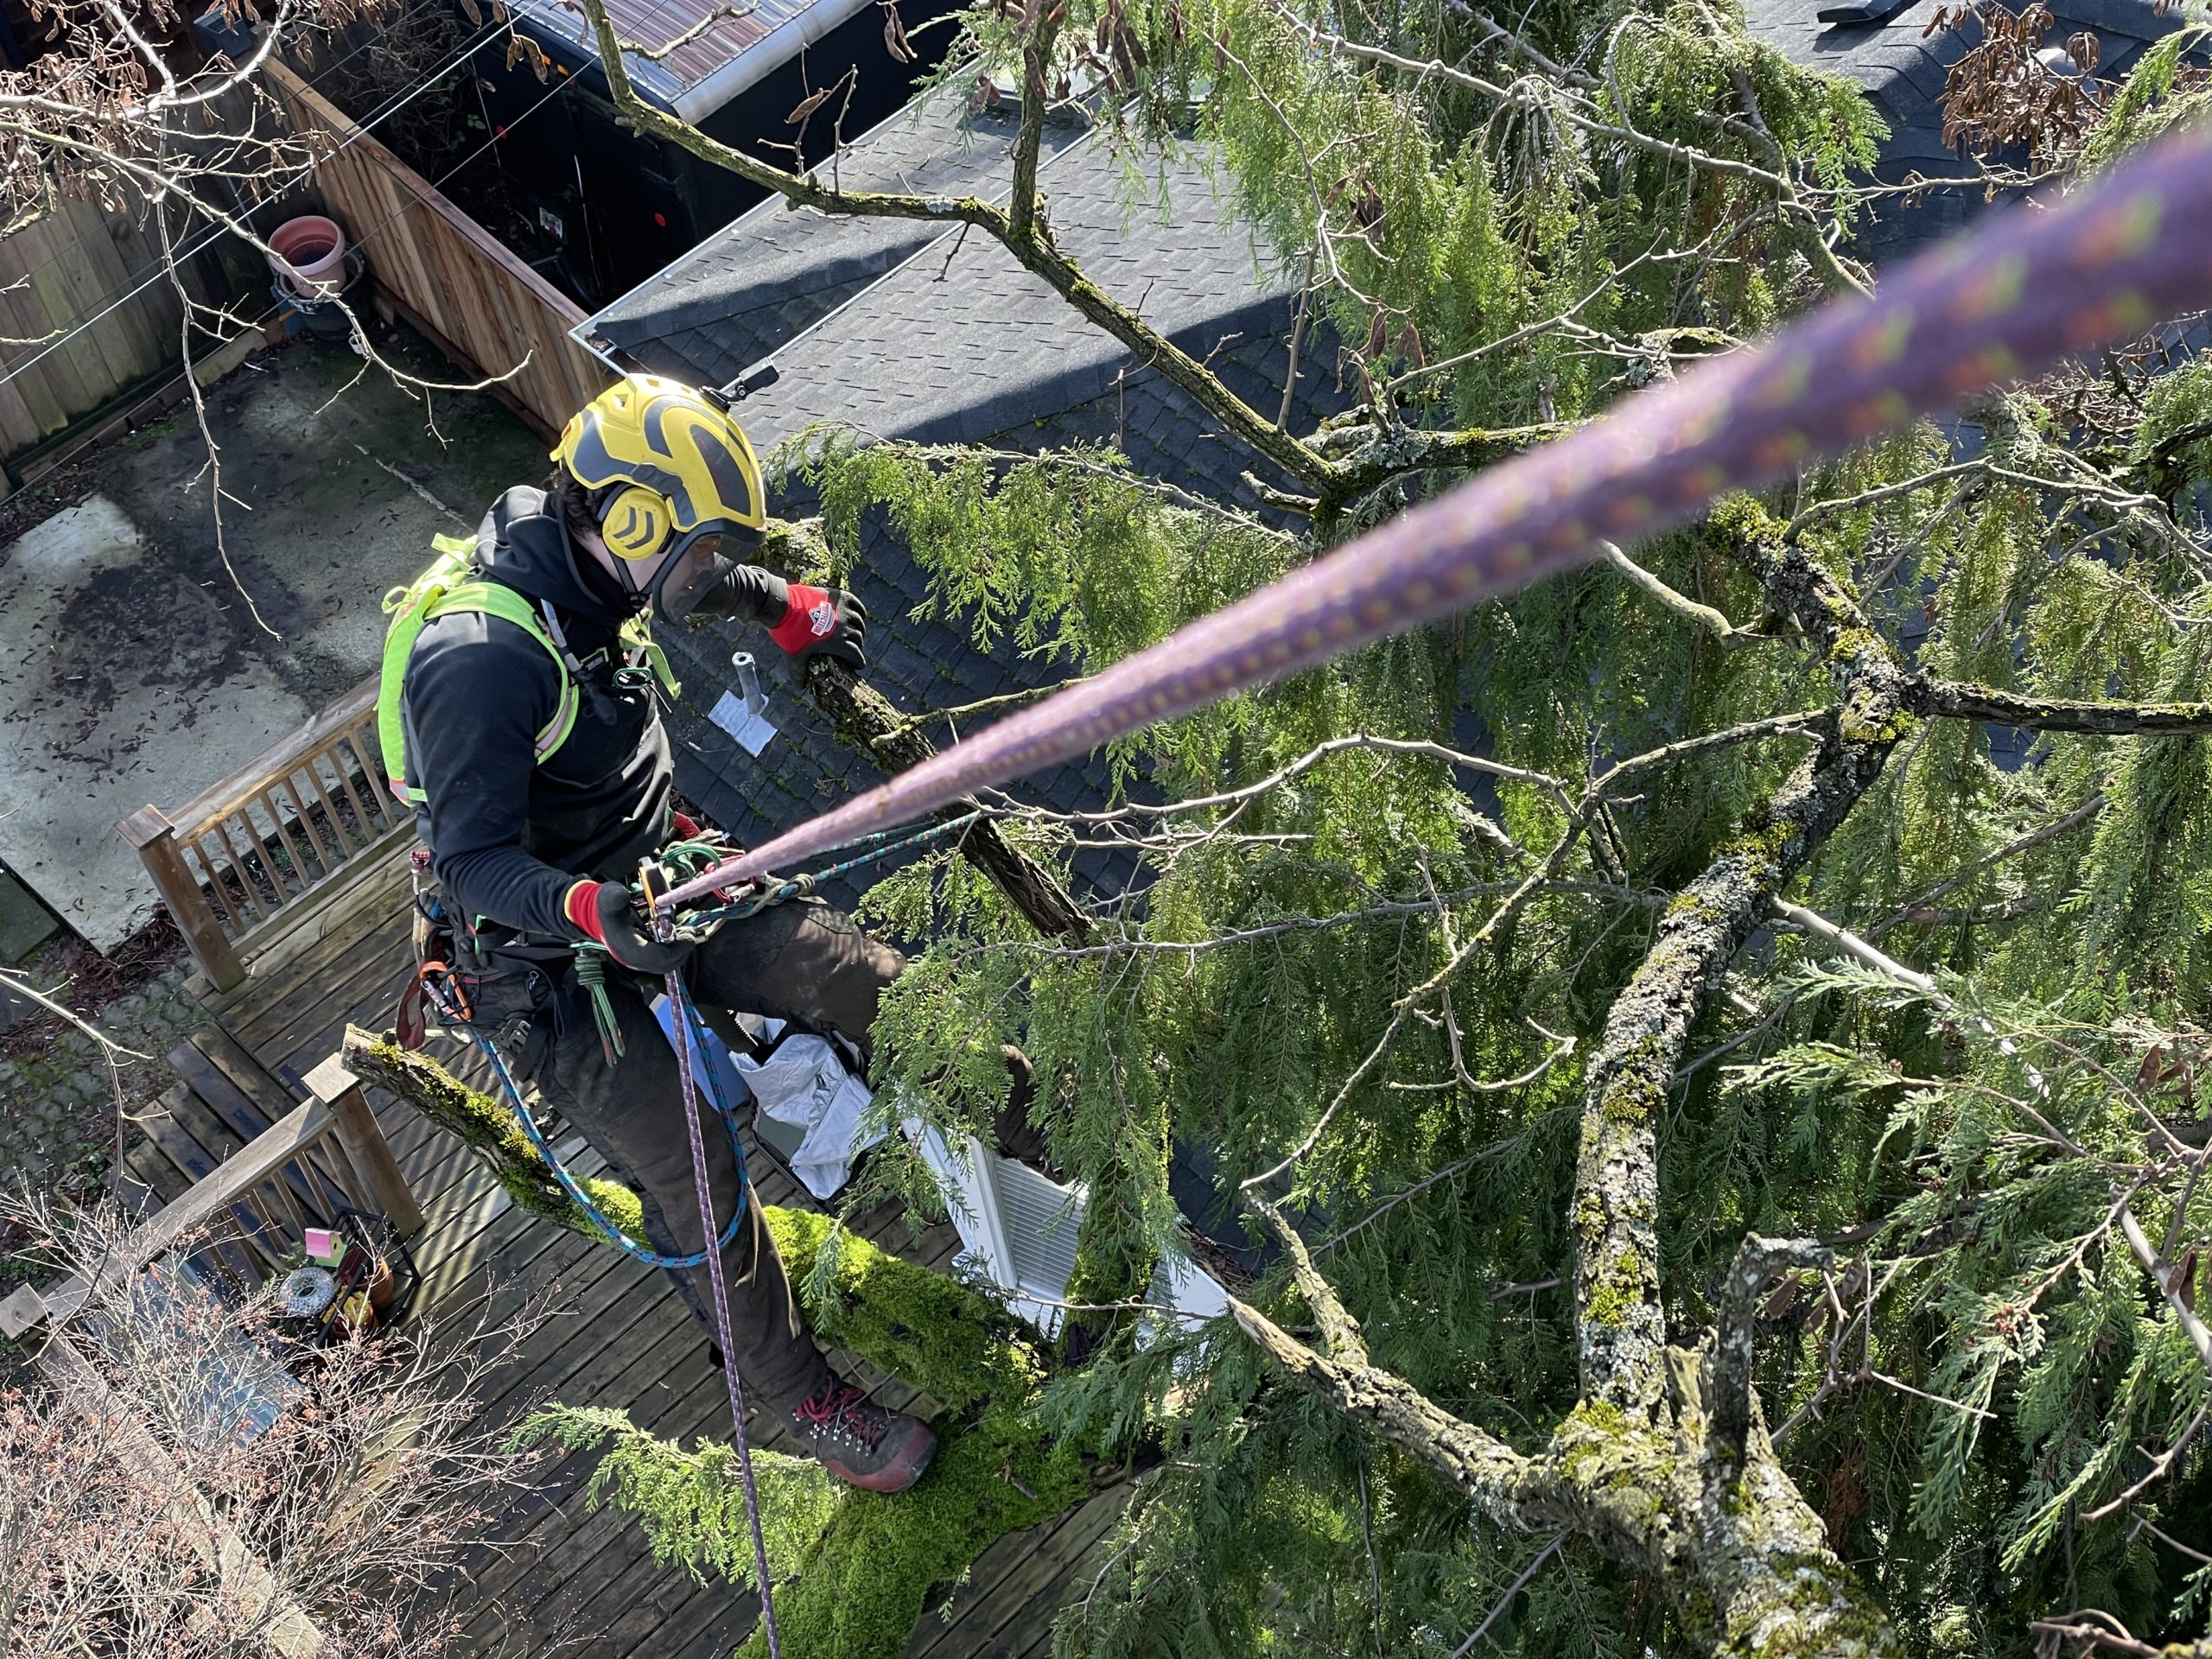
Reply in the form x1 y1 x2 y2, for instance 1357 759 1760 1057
378 374 1027 1494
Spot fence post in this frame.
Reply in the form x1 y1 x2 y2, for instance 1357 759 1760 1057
119 805 245 992
304 1055 424 1236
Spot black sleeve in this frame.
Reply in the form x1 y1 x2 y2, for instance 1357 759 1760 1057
403 612 584 939
687 563 790 626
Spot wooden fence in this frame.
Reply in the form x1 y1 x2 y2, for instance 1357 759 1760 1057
264 58 606 437
0 194 187 460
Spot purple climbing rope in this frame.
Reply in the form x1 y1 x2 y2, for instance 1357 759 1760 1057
664 125 2212 914
667 968 785 1658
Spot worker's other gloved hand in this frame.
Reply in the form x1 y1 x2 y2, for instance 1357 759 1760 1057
768 582 868 671
563 880 696 973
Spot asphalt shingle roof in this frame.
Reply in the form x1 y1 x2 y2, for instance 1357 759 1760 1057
590 84 1088 385
1742 0 2184 259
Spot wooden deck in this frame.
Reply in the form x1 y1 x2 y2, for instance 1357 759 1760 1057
119 842 1126 1659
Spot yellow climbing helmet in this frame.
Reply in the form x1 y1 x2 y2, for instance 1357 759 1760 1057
552 374 768 563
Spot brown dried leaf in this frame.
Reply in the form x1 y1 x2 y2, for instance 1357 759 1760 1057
880 0 913 62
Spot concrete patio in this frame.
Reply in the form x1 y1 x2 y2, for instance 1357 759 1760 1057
0 322 547 950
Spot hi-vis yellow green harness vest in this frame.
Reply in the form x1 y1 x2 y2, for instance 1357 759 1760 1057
376 533 675 806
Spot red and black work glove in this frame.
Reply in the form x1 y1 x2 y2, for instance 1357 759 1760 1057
564 880 696 973
768 582 868 671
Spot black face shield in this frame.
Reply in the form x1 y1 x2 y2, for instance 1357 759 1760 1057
617 523 765 626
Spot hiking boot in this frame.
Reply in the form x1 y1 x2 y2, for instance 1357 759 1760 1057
788 1383 938 1492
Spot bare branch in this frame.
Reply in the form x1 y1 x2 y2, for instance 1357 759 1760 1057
1701 1235 1831 1475
1601 539 1770 648
1872 792 2106 936
569 0 1339 492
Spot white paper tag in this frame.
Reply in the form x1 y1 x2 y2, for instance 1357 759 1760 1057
709 689 778 757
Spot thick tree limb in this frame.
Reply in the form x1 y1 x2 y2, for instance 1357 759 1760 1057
1916 682 2212 735
1008 1 1057 245
1226 1294 1561 1534
1573 510 1918 1415
1249 1196 1366 1363
1321 419 1569 498
1235 1293 1897 1655
340 1027 641 1244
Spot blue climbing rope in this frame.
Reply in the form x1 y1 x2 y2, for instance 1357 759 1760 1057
459 993 750 1271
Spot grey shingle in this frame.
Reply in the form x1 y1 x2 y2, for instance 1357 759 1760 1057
592 84 1086 378
1743 0 2185 262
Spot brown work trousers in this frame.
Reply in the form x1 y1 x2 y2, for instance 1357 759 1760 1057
474 897 902 1415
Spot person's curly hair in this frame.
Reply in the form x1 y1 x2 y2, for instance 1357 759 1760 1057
548 467 601 545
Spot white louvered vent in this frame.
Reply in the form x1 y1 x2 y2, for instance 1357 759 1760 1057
997 1160 1084 1297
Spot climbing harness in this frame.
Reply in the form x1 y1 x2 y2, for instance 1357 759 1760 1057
375 532 678 804
407 812 989 1658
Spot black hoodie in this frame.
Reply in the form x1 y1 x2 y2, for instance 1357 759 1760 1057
400 486 785 944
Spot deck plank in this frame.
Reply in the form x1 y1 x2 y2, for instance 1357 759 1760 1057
454 1323 728 1638
189 1024 302 1124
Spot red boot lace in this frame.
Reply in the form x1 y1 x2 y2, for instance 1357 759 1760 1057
792 1384 888 1449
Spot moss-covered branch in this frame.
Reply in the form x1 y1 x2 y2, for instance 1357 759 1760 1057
735 1209 1096 1658
1916 680 2212 734
1573 502 1918 1416
1233 1292 1897 1656
340 1026 645 1244
1320 417 1569 499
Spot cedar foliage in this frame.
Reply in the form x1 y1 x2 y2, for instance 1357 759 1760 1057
598 2 2212 1654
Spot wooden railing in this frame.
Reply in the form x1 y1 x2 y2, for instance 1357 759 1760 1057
0 1055 423 1344
265 60 606 439
121 679 409 992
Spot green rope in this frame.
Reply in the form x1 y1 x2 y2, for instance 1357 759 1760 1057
572 944 628 1067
